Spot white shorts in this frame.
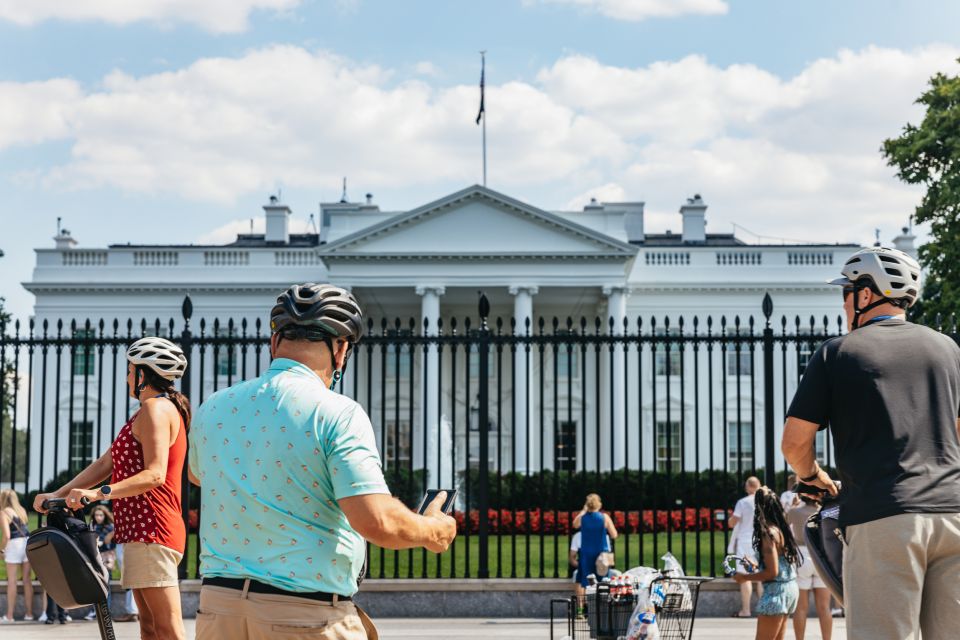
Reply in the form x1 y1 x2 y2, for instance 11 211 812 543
4 537 28 564
796 546 826 590
733 538 757 573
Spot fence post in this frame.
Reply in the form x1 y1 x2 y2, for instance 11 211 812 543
178 294 194 580
477 292 491 579
762 293 776 488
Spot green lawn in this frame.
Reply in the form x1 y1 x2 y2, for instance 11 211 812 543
365 531 728 580
3 515 727 582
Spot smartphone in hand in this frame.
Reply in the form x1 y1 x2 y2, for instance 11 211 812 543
416 489 458 515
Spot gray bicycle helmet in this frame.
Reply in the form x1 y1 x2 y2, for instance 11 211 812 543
270 283 363 343
828 247 921 328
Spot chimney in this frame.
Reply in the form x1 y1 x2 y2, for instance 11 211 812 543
54 227 77 250
892 224 917 259
365 193 373 205
264 195 292 244
620 202 645 243
680 194 707 244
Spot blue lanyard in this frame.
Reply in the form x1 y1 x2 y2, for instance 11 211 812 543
862 315 899 327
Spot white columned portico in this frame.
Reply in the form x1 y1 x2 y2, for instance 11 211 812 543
417 285 445 486
509 285 538 472
604 285 629 470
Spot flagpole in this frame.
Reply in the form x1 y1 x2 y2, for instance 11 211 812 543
480 50 487 187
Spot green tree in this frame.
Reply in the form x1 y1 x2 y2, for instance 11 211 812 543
883 59 960 324
1 252 28 484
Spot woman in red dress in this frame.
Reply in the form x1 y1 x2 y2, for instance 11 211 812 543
36 337 190 640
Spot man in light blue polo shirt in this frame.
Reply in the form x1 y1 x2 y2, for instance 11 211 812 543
189 284 456 640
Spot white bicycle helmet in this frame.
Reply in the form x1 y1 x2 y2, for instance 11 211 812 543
828 247 921 306
126 337 187 381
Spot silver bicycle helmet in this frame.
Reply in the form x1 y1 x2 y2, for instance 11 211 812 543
270 283 363 343
828 247 921 329
126 337 187 381
829 247 921 305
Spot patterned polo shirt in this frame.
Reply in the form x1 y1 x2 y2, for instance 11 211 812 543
188 358 390 596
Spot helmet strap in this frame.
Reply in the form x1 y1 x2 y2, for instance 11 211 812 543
851 283 892 330
323 336 350 391
134 366 150 397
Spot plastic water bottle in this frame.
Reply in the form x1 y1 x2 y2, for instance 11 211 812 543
650 582 666 608
637 612 656 639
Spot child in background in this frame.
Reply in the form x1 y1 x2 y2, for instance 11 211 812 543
733 486 802 640
85 505 116 620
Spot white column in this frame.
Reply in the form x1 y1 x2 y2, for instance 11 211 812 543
509 285 538 473
417 285 444 487
604 285 629 471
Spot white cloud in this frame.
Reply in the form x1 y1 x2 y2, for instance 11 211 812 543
198 216 314 245
3 43 959 246
414 61 440 77
0 79 81 148
527 0 728 21
0 0 302 33
24 46 624 202
565 183 628 209
536 45 958 243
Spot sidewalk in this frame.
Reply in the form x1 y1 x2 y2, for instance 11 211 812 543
0 616 847 638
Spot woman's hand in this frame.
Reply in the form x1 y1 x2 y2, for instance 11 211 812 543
65 488 100 510
33 492 60 514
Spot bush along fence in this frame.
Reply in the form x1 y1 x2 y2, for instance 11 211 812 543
1 292 876 579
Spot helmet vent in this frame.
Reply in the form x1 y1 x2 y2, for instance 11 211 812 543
878 255 899 264
884 268 902 277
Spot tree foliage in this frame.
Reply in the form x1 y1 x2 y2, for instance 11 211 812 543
1 294 27 483
883 59 960 324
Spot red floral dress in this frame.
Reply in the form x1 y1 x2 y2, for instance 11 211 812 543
110 408 187 554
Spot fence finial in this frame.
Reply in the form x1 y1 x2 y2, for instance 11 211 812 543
182 295 193 324
762 293 773 326
478 291 490 329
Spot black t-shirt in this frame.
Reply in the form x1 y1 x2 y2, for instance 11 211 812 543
787 318 960 527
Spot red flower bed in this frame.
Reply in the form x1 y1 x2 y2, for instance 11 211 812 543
452 508 732 535
188 507 730 535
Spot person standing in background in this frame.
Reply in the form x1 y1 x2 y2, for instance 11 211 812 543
780 475 799 512
0 489 34 623
572 493 619 601
728 476 763 617
786 495 832 640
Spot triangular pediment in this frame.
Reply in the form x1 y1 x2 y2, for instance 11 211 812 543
320 185 637 261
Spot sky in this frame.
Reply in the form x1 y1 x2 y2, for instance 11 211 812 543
1 0 960 320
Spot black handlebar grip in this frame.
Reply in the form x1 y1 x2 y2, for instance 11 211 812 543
41 496 90 510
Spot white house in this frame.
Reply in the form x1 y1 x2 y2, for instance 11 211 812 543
18 184 916 492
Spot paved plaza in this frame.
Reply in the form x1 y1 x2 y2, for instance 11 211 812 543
0 616 846 639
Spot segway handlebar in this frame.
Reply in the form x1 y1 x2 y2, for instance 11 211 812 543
42 497 90 511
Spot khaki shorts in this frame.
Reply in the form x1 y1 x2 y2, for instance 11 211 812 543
197 584 378 640
844 512 960 640
120 542 183 589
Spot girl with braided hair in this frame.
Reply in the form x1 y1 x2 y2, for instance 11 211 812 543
733 486 801 640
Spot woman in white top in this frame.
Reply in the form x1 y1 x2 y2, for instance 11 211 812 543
0 489 34 622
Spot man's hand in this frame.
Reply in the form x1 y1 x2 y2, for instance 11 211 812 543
803 467 839 497
422 491 457 554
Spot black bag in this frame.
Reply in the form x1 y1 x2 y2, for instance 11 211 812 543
803 496 844 606
27 506 109 609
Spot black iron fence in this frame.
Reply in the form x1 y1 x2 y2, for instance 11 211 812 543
1 293 859 579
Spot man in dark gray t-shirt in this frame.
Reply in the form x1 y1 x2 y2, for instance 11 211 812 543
782 246 960 640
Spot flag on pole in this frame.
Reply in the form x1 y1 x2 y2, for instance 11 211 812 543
476 53 485 125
